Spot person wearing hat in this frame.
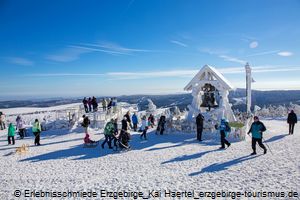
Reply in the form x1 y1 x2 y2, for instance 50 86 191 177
247 116 267 155
218 118 231 149
287 110 297 135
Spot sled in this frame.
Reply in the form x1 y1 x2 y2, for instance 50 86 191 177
83 141 99 148
118 141 131 151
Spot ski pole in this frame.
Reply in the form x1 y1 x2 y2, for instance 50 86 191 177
262 137 273 155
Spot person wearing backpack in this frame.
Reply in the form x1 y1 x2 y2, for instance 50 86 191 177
8 123 16 145
32 119 42 146
247 116 267 155
218 118 231 149
81 115 90 134
101 119 114 149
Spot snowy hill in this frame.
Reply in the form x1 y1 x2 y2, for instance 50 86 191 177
0 103 299 199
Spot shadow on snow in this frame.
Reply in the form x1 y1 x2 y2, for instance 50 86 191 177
189 154 262 176
264 134 288 143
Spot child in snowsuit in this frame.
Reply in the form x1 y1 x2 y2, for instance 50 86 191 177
247 116 267 155
8 123 16 145
84 133 96 144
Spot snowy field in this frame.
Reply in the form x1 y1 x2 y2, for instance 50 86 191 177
0 118 299 199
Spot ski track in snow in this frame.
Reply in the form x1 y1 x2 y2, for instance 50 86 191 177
0 120 299 199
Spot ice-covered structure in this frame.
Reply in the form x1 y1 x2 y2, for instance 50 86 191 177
184 65 236 124
147 99 157 112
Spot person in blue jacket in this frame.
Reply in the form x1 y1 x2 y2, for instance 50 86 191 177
247 116 267 155
132 112 138 132
218 118 231 149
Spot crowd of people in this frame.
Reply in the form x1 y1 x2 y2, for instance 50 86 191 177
4 114 42 146
195 110 298 154
82 110 168 151
1 107 298 156
82 97 119 114
82 96 99 113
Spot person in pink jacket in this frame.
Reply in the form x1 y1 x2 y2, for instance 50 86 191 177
84 133 96 144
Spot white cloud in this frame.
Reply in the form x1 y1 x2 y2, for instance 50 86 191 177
249 41 258 48
170 40 188 47
82 42 152 54
199 48 229 55
27 73 105 77
6 57 34 66
245 50 279 57
200 49 246 64
277 51 293 57
69 45 130 55
106 70 197 80
219 55 247 64
46 41 154 62
46 47 91 62
26 65 300 79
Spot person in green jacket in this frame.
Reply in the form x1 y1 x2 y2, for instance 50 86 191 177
32 119 42 146
101 119 115 149
8 123 16 145
247 116 267 155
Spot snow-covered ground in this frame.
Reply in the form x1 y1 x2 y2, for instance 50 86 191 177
0 117 299 199
1 103 81 115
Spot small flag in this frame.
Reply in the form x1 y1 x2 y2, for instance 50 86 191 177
251 78 256 83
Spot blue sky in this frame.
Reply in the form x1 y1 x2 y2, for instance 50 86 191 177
0 0 300 100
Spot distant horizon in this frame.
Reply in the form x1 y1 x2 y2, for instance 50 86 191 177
1 88 300 102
